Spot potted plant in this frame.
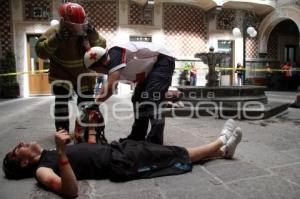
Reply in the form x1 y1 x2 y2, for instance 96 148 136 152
0 50 20 98
178 63 192 85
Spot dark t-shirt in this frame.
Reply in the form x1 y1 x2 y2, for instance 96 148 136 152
37 143 111 180
37 141 192 182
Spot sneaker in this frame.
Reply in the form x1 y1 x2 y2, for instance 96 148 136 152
219 119 236 142
221 127 242 159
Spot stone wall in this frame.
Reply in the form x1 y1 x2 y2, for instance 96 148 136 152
0 0 13 56
70 0 118 47
216 10 236 31
163 3 207 58
129 2 154 26
23 0 51 21
267 32 279 59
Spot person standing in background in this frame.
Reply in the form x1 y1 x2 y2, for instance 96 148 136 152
189 63 198 86
266 63 273 90
235 63 243 86
290 62 298 90
281 61 292 90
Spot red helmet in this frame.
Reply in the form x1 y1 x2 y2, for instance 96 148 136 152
59 2 86 24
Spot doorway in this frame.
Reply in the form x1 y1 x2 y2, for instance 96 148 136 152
27 34 50 95
218 40 234 85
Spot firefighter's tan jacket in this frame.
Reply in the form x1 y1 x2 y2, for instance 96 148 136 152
35 24 106 92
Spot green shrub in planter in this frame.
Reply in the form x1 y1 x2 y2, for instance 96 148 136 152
0 51 20 98
178 63 193 85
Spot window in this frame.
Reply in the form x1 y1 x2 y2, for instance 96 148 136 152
218 40 233 75
33 8 43 18
218 40 232 52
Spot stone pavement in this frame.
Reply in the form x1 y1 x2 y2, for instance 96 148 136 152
0 93 299 199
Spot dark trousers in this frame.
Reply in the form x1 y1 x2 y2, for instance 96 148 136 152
266 75 273 90
108 140 192 182
237 74 243 86
53 85 94 132
127 55 175 144
283 76 290 91
190 76 197 86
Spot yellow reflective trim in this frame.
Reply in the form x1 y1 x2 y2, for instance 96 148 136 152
57 84 72 91
80 85 90 92
52 55 83 64
174 66 300 72
0 69 48 77
52 56 84 68
49 77 92 92
1 67 299 77
49 78 72 91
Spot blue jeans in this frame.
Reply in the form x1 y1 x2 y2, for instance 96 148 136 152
190 76 197 86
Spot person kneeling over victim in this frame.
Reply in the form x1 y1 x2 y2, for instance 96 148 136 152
2 116 242 198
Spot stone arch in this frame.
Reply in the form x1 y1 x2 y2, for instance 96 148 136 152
258 6 300 54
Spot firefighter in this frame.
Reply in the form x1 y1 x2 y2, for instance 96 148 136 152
35 2 106 137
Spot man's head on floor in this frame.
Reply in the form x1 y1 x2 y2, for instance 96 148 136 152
3 141 43 179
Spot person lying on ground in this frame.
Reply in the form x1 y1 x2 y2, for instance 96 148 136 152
2 118 242 198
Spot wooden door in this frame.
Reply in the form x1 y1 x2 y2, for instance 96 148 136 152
27 35 51 95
